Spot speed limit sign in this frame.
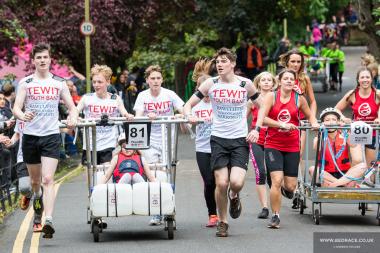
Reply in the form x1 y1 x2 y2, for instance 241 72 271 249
80 21 95 36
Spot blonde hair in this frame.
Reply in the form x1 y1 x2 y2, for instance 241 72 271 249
91 64 112 81
192 59 212 82
361 53 376 67
192 58 212 89
367 62 379 75
252 71 277 91
145 65 162 79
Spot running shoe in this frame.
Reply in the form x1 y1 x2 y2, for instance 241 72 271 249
19 195 31 210
149 215 162 226
280 186 294 199
33 223 43 233
267 214 280 229
206 215 218 227
228 189 242 219
257 207 269 219
291 198 299 209
42 219 55 239
33 213 42 232
216 221 229 237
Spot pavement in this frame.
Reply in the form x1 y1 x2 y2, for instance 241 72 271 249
1 46 379 253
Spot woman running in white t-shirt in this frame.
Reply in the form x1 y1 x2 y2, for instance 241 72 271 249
191 59 218 227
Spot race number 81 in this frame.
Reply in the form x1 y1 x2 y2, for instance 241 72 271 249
123 122 151 150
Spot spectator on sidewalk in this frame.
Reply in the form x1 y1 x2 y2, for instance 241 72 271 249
68 66 86 95
272 38 290 74
312 24 322 53
236 40 248 76
1 83 16 109
0 91 15 135
246 39 263 80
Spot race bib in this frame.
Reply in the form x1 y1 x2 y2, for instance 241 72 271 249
350 121 372 145
123 122 152 150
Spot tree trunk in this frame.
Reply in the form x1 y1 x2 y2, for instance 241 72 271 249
352 0 380 60
175 61 186 99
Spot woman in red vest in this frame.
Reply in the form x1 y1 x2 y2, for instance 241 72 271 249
250 69 318 229
100 134 156 184
247 71 277 219
335 67 380 170
279 49 317 157
279 49 317 209
309 108 366 187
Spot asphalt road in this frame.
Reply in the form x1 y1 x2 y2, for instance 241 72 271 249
1 46 379 253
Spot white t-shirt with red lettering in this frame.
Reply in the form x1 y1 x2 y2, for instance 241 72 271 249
208 76 249 139
80 93 121 151
192 100 212 153
14 120 25 163
133 87 184 147
19 73 63 136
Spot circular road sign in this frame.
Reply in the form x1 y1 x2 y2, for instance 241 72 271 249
80 21 95 36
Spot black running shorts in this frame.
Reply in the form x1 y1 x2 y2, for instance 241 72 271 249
81 147 114 165
210 135 249 171
22 134 61 164
264 148 300 177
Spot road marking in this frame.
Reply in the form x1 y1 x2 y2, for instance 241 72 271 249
29 183 61 253
12 165 83 253
11 206 34 253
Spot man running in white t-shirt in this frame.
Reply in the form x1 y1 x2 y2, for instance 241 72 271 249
13 43 78 239
184 48 261 237
77 64 133 165
134 65 185 225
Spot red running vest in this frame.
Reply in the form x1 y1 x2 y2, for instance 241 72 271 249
113 152 144 183
351 89 379 136
265 90 300 152
250 106 267 146
318 132 350 173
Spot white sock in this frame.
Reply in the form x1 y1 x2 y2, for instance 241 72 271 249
45 216 53 222
34 188 42 198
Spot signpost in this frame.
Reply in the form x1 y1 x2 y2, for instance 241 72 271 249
82 0 93 93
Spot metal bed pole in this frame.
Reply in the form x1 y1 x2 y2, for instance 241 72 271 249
166 122 173 187
91 125 97 187
84 126 92 193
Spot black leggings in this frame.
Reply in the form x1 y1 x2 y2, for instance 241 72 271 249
250 143 266 185
196 152 217 216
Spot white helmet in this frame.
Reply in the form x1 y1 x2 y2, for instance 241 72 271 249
118 133 126 145
319 107 340 121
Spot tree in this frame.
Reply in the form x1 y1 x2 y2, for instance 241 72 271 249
352 0 380 59
0 5 27 66
1 0 192 72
